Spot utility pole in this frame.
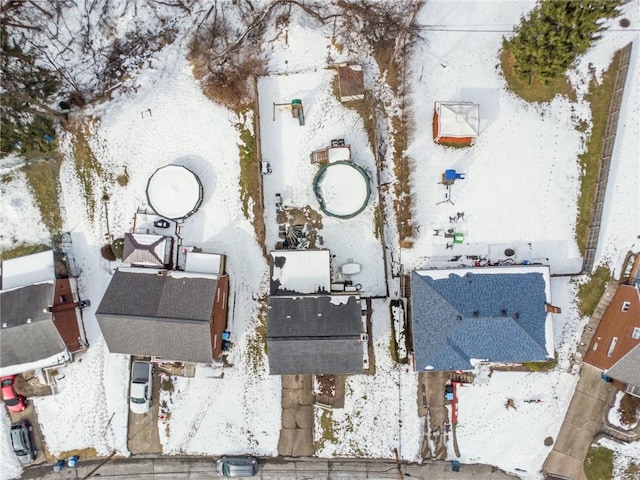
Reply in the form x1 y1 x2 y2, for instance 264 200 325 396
394 448 404 479
81 450 116 479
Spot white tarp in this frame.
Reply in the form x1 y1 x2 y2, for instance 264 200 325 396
327 146 351 162
436 101 480 138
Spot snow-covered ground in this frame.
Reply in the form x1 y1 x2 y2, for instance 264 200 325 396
1 1 639 479
456 278 585 479
405 1 639 477
258 70 386 296
0 168 51 252
313 299 422 461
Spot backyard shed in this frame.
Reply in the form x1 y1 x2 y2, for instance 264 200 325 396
336 64 365 102
433 101 480 145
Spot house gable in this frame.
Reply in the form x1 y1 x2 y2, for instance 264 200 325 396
606 344 640 390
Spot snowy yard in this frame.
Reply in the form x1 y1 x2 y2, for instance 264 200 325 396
1 1 639 479
258 71 386 296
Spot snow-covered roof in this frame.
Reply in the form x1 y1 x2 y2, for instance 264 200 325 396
313 161 370 218
411 266 552 371
0 250 55 291
327 146 351 162
146 165 203 220
435 101 480 138
185 251 224 275
0 350 70 377
270 250 331 295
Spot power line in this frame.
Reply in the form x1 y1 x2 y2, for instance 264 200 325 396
417 25 640 32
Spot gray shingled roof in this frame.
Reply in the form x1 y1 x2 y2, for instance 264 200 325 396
411 270 550 371
267 296 364 374
96 270 218 363
607 344 640 388
0 283 68 368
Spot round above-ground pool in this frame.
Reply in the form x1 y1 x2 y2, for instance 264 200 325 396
146 165 203 220
313 161 370 218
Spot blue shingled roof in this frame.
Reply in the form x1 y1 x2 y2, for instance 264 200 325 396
411 270 550 371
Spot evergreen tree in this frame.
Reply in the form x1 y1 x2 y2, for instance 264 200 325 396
1 28 62 157
505 0 625 83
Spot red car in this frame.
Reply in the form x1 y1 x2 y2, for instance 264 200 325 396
1 376 27 413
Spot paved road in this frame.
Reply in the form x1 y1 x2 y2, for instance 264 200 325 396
22 456 519 479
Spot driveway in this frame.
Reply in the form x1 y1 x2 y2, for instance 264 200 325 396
127 364 162 454
542 279 619 480
543 363 613 480
278 375 314 457
7 400 47 466
418 370 451 460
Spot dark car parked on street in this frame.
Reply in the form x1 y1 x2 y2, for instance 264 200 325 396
215 456 258 477
10 420 36 464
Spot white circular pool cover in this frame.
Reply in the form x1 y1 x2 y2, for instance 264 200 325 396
313 161 370 218
146 165 203 220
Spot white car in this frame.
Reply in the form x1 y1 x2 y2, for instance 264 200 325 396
129 361 153 414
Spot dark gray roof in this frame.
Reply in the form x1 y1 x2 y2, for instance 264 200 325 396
96 270 217 322
607 344 640 388
411 270 550 371
267 296 364 374
0 282 67 368
97 314 214 363
96 270 218 362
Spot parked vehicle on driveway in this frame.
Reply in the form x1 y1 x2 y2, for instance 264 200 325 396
10 420 36 464
215 456 258 477
129 361 153 414
1 375 27 413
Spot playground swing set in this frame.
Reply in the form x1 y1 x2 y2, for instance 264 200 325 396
273 98 305 126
